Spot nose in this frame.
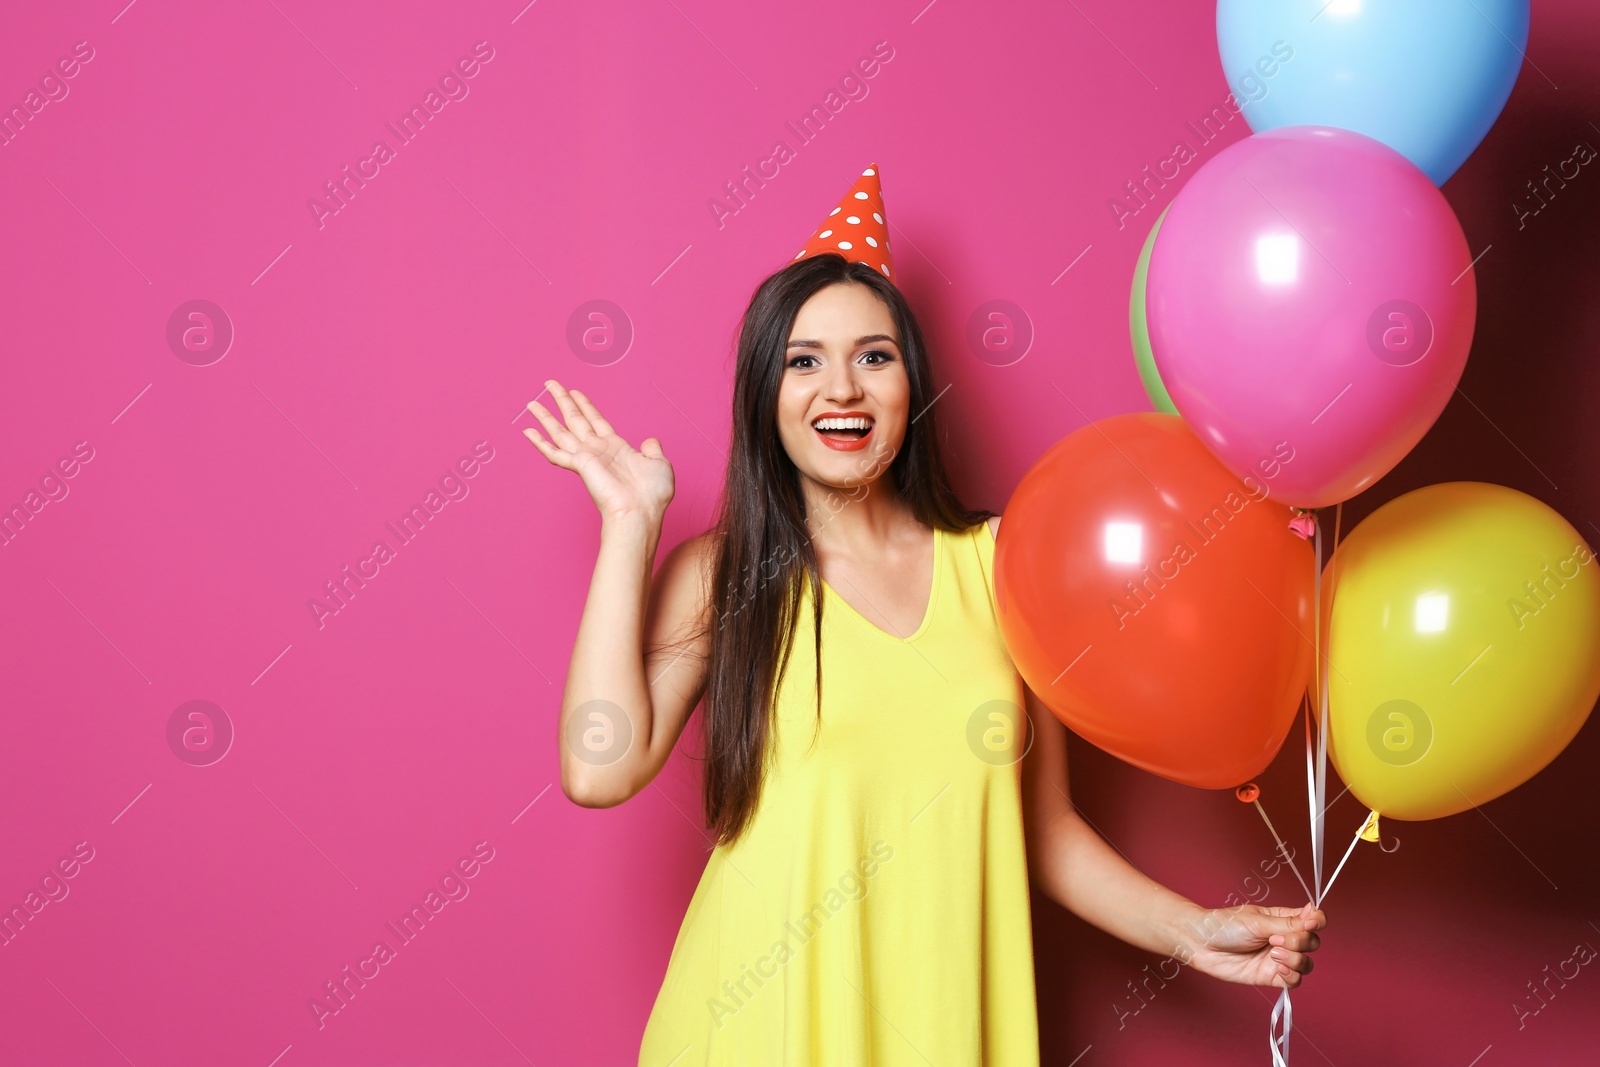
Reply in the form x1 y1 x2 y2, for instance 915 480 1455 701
820 358 864 403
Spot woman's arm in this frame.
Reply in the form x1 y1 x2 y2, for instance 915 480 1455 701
525 380 713 809
1019 684 1325 988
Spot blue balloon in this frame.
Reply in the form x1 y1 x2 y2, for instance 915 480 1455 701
1217 0 1529 185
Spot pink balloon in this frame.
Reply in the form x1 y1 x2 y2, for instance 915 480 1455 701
1146 126 1476 509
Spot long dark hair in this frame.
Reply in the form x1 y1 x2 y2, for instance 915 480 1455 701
696 252 995 847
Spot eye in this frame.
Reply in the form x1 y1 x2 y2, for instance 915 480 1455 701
860 348 894 365
786 354 818 369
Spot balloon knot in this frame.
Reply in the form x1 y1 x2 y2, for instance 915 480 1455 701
1235 782 1261 803
1287 511 1316 540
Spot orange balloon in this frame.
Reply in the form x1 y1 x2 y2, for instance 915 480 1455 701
995 413 1315 788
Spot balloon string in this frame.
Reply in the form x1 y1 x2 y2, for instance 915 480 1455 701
1276 502 1342 1067
1310 514 1325 899
1320 816 1368 901
1251 798 1315 905
1269 986 1292 1066
1314 502 1343 908
1309 502 1344 907
1302 692 1318 891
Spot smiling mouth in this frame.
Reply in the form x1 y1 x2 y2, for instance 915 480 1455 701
812 416 875 444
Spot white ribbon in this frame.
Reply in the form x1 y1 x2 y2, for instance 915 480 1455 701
1269 978 1294 1065
1266 503 1345 1067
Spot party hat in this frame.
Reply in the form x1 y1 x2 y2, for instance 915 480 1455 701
791 164 894 278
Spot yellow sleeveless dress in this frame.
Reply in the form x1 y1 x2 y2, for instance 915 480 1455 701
638 519 1040 1066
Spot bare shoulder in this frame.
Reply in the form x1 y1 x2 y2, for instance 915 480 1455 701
649 527 726 651
639 529 719 762
655 527 719 611
666 526 719 570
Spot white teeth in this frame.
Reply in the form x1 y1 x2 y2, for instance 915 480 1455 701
814 417 872 431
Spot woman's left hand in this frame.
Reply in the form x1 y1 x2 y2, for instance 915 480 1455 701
1184 901 1326 989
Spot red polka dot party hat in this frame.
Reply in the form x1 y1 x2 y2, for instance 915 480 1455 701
792 164 894 278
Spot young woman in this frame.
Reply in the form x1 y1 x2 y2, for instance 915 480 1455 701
524 252 1325 1065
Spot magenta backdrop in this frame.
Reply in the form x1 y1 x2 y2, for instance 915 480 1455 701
2 1 1597 1064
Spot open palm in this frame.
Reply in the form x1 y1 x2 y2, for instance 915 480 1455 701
524 379 674 522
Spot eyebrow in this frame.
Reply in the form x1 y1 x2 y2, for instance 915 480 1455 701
785 333 899 350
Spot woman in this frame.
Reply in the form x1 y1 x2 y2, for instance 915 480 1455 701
524 250 1325 1065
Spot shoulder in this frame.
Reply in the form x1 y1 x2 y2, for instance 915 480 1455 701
959 515 999 546
969 515 1000 566
654 528 720 613
682 527 720 562
973 516 1002 612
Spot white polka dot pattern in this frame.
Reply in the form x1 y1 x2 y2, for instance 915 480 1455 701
790 162 896 280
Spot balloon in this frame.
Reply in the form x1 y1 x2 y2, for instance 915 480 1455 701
1129 204 1178 415
1323 483 1600 821
995 412 1314 789
1217 0 1529 186
1147 126 1476 509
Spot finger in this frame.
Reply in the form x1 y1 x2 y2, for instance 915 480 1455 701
522 426 574 469
1270 947 1312 976
1277 903 1326 932
1274 929 1321 953
1263 907 1320 944
545 379 597 439
567 388 617 439
640 437 665 460
526 397 581 451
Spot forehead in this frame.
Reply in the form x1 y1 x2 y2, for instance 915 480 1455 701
788 283 898 343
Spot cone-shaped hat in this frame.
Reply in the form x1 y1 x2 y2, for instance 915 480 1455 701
791 164 894 278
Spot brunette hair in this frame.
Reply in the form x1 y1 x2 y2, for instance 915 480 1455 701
695 252 994 846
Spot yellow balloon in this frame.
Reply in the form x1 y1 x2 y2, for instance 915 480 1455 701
1321 482 1600 821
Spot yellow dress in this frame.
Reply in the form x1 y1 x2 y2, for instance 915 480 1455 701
639 519 1040 1066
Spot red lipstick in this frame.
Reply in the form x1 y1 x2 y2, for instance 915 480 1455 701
812 410 875 453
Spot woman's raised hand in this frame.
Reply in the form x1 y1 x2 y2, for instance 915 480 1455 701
524 379 674 524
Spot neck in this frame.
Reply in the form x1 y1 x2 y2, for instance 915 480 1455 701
799 472 916 557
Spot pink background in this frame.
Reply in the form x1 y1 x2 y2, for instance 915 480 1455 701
1 1 1596 1064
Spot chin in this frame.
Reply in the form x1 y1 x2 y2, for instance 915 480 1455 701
817 446 896 485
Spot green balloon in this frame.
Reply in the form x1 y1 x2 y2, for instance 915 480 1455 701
1129 203 1178 415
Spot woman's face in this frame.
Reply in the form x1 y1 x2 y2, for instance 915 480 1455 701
776 282 910 493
